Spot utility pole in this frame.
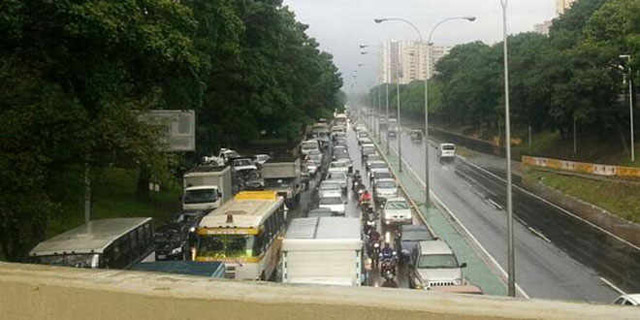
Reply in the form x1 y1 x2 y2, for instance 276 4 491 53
620 54 635 162
501 0 516 298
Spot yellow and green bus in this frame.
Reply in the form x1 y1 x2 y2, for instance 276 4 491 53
194 191 286 280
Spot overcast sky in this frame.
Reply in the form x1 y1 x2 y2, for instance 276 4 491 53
283 0 556 91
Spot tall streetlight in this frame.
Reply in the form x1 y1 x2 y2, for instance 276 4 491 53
500 0 516 297
375 16 475 204
620 54 635 162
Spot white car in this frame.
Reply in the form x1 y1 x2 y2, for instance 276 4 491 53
328 160 350 176
254 154 270 165
301 139 321 155
437 143 456 163
367 160 388 174
306 160 319 176
318 195 346 216
372 170 393 184
383 197 412 225
613 294 640 306
326 171 348 193
307 149 323 164
374 178 398 201
319 180 342 198
409 240 467 290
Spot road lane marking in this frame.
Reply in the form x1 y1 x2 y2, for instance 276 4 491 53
600 277 627 295
456 155 640 253
527 227 551 243
385 142 530 299
487 199 503 211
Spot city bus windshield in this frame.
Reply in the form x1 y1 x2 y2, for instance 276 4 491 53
197 235 254 258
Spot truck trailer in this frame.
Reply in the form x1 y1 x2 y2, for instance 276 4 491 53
281 217 363 286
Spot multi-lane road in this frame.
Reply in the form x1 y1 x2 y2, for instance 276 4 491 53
378 124 640 302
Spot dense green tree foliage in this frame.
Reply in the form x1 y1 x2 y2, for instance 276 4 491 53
0 0 342 260
369 0 637 145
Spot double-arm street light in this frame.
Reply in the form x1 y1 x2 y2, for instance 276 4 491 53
374 16 475 203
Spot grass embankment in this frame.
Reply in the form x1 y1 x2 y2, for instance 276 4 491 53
525 169 640 223
47 167 181 238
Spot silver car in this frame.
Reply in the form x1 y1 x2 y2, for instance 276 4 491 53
326 171 348 193
374 178 398 202
319 195 346 216
319 180 342 198
382 197 412 225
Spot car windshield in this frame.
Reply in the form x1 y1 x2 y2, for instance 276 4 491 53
320 197 342 205
327 173 346 181
442 145 455 151
233 159 252 166
374 172 392 180
184 189 218 204
363 147 375 154
370 163 387 169
376 181 396 189
320 182 340 190
331 161 348 168
302 142 318 149
386 201 409 210
417 254 459 269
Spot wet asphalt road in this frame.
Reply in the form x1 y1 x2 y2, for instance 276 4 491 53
381 124 638 302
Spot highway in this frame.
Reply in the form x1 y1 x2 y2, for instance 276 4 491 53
376 125 640 302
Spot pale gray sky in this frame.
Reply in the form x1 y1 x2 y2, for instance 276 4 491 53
283 0 556 91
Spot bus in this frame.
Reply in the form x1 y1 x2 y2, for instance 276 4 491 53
29 217 153 269
194 191 286 280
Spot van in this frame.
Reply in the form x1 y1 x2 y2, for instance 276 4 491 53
437 143 456 163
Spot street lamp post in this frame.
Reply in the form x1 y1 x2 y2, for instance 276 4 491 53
501 0 516 298
395 59 403 172
375 16 475 205
620 54 635 162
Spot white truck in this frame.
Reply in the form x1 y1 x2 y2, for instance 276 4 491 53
262 157 304 207
281 217 363 286
182 165 233 212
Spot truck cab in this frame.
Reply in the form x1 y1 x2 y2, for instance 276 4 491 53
182 186 222 212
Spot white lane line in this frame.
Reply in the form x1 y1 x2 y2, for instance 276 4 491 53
387 143 530 299
527 227 551 243
600 277 627 295
487 199 503 211
457 155 640 253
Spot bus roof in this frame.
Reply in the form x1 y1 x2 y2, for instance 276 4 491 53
29 217 152 257
198 191 284 232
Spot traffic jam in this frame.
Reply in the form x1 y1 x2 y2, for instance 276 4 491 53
26 112 480 294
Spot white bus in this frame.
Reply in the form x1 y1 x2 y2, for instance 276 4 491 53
29 217 154 269
194 191 286 280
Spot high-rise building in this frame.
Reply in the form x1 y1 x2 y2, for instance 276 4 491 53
378 40 451 84
556 0 577 15
534 20 553 35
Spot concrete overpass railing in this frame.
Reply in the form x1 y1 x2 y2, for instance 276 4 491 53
0 262 636 320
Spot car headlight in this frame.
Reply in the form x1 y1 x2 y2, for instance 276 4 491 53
171 247 183 254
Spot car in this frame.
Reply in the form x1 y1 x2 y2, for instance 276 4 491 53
361 144 376 161
332 131 347 141
395 225 435 264
357 132 370 144
332 145 349 159
410 129 423 142
253 154 271 166
305 159 319 176
437 143 456 163
365 153 383 170
334 137 348 147
301 139 321 155
355 124 366 132
326 171 348 193
307 207 334 218
328 159 351 175
382 197 412 225
318 180 342 198
613 294 640 306
154 222 190 261
367 160 388 175
318 195 346 216
218 148 240 163
307 149 324 164
358 137 372 146
373 178 398 202
409 240 467 290
387 125 397 138
371 170 393 184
